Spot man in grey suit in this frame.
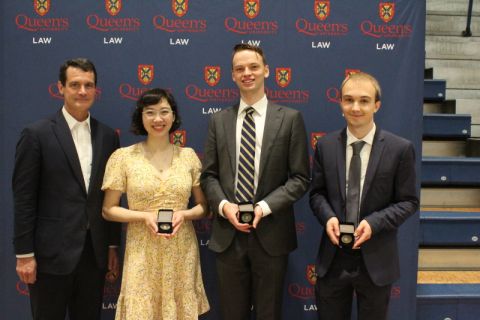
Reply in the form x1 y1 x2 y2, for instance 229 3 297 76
13 58 120 320
201 44 310 320
309 72 419 320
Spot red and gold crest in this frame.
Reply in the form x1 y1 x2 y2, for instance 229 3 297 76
244 0 260 19
170 130 186 147
344 69 360 78
105 0 122 16
137 65 154 85
275 67 291 88
34 0 50 16
204 66 221 87
306 264 317 286
172 0 189 18
310 132 326 150
379 2 395 23
314 0 330 21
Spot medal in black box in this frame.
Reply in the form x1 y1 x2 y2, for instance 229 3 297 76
157 209 173 234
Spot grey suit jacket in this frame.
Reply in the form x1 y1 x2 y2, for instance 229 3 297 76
309 128 419 286
201 102 310 256
13 110 121 274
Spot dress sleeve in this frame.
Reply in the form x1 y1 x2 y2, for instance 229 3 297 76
101 148 127 192
188 148 202 187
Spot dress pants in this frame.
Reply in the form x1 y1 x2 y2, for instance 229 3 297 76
315 249 392 320
216 231 288 320
28 232 106 320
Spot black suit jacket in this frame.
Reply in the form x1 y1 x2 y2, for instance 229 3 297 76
13 110 121 275
201 102 310 256
309 128 419 286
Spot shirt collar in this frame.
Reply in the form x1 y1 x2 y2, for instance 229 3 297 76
346 123 376 146
62 106 91 132
239 94 267 116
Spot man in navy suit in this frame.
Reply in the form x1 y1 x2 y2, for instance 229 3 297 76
13 58 121 320
201 44 310 320
309 72 419 320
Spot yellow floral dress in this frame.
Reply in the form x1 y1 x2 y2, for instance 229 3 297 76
102 144 210 320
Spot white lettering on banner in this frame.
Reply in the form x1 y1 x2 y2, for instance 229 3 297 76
311 41 331 48
103 37 123 44
32 37 52 44
102 302 117 310
241 39 261 46
169 38 190 46
376 43 395 50
303 304 317 311
202 107 222 114
200 239 210 246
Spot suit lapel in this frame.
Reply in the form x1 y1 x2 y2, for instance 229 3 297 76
52 110 87 195
361 129 386 206
337 130 347 204
223 105 239 178
258 103 284 184
88 118 101 195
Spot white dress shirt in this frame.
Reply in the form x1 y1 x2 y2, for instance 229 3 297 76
345 124 376 201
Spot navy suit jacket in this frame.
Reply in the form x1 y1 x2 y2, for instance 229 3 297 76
201 102 310 256
309 128 419 286
13 110 121 275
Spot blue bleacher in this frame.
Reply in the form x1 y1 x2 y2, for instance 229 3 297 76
423 114 471 138
424 79 446 101
419 211 480 246
417 284 480 320
421 157 480 186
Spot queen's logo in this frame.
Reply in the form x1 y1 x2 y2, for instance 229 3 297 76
244 0 260 19
275 67 291 88
172 0 189 17
379 2 395 23
138 65 154 85
34 0 50 16
105 0 122 16
170 130 186 147
314 0 330 21
204 66 221 87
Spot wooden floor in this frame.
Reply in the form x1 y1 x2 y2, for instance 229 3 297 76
418 271 480 283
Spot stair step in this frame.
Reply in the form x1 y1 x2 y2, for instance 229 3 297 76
466 138 480 156
446 88 480 100
423 100 456 114
422 157 480 186
419 211 480 245
430 66 480 90
424 79 446 101
471 124 480 138
427 0 480 16
423 140 466 157
426 36 480 60
427 15 480 36
418 271 480 284
418 248 480 270
421 187 480 207
423 114 471 138
417 284 480 320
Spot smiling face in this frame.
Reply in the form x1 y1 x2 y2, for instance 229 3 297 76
141 99 175 138
340 77 381 137
232 49 269 102
58 67 96 121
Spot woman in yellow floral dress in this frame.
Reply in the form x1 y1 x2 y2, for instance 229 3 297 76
102 88 210 319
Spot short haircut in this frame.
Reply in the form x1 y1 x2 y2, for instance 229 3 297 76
131 88 182 136
340 72 382 102
231 43 267 68
59 58 97 86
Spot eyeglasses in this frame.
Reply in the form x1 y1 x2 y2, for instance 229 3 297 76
142 109 173 119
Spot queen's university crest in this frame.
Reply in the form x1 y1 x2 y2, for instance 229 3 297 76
204 66 221 87
311 132 326 150
344 69 360 78
244 0 260 19
306 264 317 286
105 0 122 16
276 68 291 88
379 2 395 23
172 0 189 18
138 65 154 85
314 0 330 21
34 0 50 16
170 130 186 147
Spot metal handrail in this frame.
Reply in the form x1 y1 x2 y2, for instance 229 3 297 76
462 0 474 37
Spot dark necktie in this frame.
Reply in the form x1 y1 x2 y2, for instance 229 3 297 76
346 141 366 226
236 107 256 203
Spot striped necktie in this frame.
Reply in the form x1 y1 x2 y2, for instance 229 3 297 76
236 107 256 203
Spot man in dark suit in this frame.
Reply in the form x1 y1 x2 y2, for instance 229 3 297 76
13 58 121 320
200 44 310 320
309 72 419 320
